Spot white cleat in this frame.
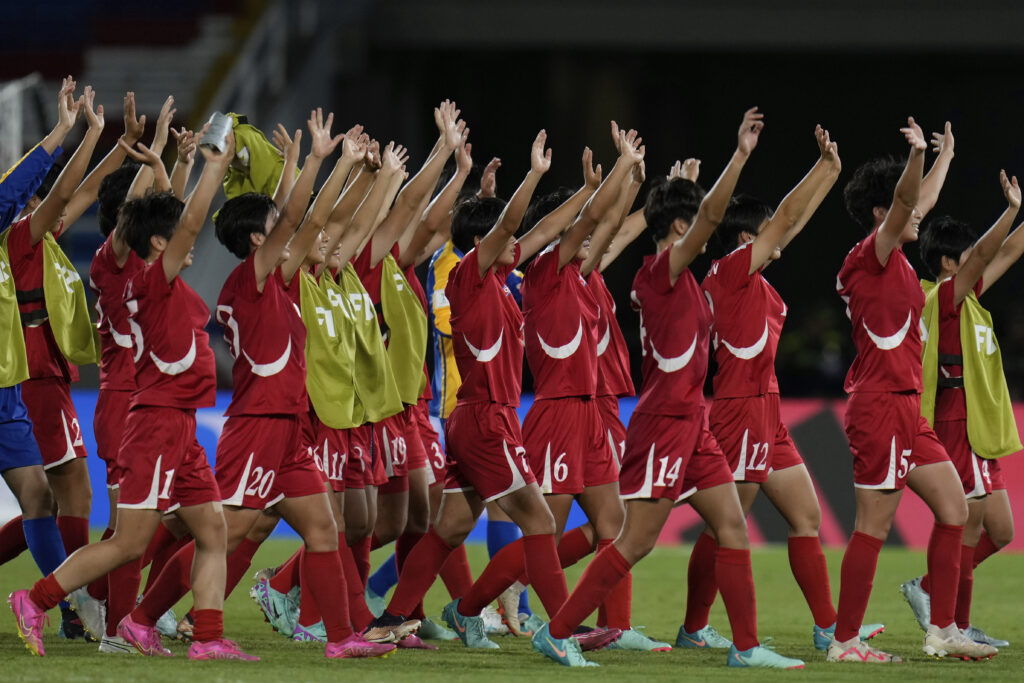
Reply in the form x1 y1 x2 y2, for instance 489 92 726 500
923 624 997 661
68 588 107 641
98 634 138 654
826 636 902 663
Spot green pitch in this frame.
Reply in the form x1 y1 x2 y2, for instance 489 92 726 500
0 539 1019 681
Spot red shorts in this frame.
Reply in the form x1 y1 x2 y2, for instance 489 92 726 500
443 402 536 503
678 429 735 501
20 377 88 470
524 397 617 495
988 458 1006 491
413 399 447 486
845 392 950 490
216 415 326 509
312 420 349 493
710 394 804 483
621 409 711 503
597 395 627 468
933 419 993 499
374 412 410 493
344 425 373 489
95 388 132 487
117 407 220 512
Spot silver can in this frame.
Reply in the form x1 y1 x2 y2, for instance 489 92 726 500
200 112 233 154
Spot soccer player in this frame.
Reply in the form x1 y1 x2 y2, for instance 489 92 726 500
685 126 879 652
828 117 994 663
8 125 255 660
535 108 803 669
900 163 1023 648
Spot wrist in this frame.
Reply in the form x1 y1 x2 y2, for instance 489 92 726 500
732 148 750 163
120 132 141 145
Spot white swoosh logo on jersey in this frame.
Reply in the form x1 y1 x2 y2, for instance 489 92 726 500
129 319 144 362
596 323 611 357
862 311 912 350
150 332 197 375
720 320 769 360
536 320 583 360
110 321 133 349
242 337 291 377
650 333 697 373
465 330 503 363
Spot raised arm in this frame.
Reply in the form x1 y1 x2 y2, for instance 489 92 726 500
169 127 196 200
124 96 176 201
591 161 645 274
874 117 927 266
954 171 1021 303
271 123 302 209
114 141 171 262
918 122 955 217
669 107 763 279
748 125 840 273
162 128 234 282
321 145 374 256
982 218 1024 295
337 143 405 265
401 140 475 268
30 87 102 243
476 130 550 275
37 76 78 156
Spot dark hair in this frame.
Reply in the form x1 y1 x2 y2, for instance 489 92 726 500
32 163 63 202
714 194 774 257
522 187 575 232
434 159 487 203
919 215 978 279
214 193 277 259
451 196 506 254
843 156 904 231
118 192 184 259
643 178 705 243
96 162 142 237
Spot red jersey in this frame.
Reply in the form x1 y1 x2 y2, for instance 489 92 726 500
446 245 524 406
701 242 785 399
588 270 634 398
124 254 216 409
216 254 307 417
837 230 924 394
522 248 600 400
933 277 983 422
7 215 78 382
89 236 145 390
631 249 712 416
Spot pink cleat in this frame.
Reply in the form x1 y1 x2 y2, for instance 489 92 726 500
8 590 49 657
118 614 173 657
325 633 397 659
397 633 438 650
188 638 260 661
575 627 623 652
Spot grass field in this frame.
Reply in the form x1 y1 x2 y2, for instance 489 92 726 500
0 539 1020 681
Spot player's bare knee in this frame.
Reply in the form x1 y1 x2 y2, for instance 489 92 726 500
937 498 968 527
616 536 653 565
714 516 750 549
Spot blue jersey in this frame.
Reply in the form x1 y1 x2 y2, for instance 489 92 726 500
1 144 61 230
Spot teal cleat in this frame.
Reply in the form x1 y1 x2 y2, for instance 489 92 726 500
728 643 805 669
292 621 327 643
814 622 886 650
676 624 732 649
250 579 298 636
532 623 598 667
441 599 500 649
899 576 930 632
963 624 1009 648
608 627 672 652
365 585 386 619
418 617 457 641
520 613 545 637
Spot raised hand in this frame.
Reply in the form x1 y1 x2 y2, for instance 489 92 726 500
815 124 840 169
1000 169 1021 209
152 96 177 152
81 86 104 132
123 91 146 142
308 107 344 159
198 124 236 165
610 121 623 154
632 159 646 185
364 139 382 171
456 140 473 174
530 130 552 174
900 116 927 151
172 127 197 163
617 128 644 165
117 139 163 168
272 123 302 164
340 125 367 163
479 157 500 197
737 107 764 156
682 158 700 182
55 76 78 131
381 141 409 175
582 146 602 190
931 121 954 157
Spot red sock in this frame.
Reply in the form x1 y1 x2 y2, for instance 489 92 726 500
192 609 223 642
224 538 261 600
927 523 963 628
136 542 195 627
396 531 427 620
973 532 1000 568
549 543 631 639
339 536 374 630
835 531 882 642
523 534 568 616
955 544 974 630
143 532 189 594
86 528 116 600
297 551 320 627
353 536 371 587
269 548 303 594
302 549 352 641
683 532 718 632
370 533 382 551
716 547 758 651
458 538 525 616
788 535 837 627
516 525 595 585
596 539 631 630
387 529 452 617
921 573 931 594
439 542 473 599
56 516 89 555
29 573 68 611
0 515 27 565
141 524 177 567
105 558 142 637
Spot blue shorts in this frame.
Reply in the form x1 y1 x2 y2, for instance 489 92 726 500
0 385 44 473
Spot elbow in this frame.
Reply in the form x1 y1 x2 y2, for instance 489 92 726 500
697 205 724 228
